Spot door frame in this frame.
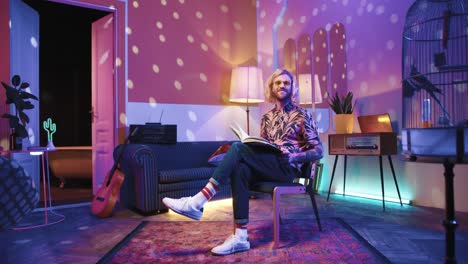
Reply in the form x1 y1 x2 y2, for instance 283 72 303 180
47 0 128 192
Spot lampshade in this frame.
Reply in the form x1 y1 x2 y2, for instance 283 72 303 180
298 74 323 105
229 66 264 104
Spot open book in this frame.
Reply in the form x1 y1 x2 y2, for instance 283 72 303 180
230 123 281 153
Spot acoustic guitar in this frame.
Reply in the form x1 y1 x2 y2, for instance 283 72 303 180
91 127 139 218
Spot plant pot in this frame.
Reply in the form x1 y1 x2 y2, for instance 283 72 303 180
334 114 354 134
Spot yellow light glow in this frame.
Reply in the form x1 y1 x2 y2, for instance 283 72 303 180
377 115 391 123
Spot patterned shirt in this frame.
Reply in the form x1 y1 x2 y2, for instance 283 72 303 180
260 102 323 169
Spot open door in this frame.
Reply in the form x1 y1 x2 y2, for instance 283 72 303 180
9 0 40 188
91 14 115 194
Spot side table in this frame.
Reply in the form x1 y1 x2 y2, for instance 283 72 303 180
1 147 65 230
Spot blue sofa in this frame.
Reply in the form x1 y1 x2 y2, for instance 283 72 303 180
116 141 233 215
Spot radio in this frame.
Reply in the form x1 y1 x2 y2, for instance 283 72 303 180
329 132 397 155
129 123 177 144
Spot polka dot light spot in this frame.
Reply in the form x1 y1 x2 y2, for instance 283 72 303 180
196 11 203 19
176 58 184 66
159 34 166 42
132 1 139 8
386 40 395 50
312 8 319 16
200 73 207 82
99 50 110 65
390 14 399 24
233 22 242 31
186 129 195 141
126 27 132 35
173 12 180 20
174 80 182 90
346 16 352 24
160 0 167 6
78 226 89 230
376 5 385 15
152 64 160 73
149 97 157 107
156 21 163 29
205 29 213 38
220 4 229 13
187 35 194 43
119 113 127 125
201 43 208 51
127 79 134 89
116 57 122 67
188 111 197 122
132 45 139 54
347 70 354 81
30 37 38 48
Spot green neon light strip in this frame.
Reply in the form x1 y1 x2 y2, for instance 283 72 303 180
334 190 411 205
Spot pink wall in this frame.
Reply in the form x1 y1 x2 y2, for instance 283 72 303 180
127 0 257 105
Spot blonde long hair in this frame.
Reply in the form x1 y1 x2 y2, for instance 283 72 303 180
264 68 299 104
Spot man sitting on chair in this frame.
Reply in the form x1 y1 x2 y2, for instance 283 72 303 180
163 68 323 255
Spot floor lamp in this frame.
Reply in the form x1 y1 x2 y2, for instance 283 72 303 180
298 73 323 118
229 66 264 134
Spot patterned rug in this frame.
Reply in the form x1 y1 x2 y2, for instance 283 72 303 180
99 218 390 263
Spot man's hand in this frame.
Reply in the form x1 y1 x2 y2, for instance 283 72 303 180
280 148 300 164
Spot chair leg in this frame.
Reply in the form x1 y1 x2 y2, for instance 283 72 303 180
307 188 322 231
273 189 281 248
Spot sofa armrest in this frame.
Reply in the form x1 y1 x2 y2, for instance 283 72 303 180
115 144 160 213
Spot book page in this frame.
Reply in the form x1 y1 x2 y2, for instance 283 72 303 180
229 123 281 153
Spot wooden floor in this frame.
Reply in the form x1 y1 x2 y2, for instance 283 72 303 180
3 184 468 264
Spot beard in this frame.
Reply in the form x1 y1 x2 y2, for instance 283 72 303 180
275 88 293 103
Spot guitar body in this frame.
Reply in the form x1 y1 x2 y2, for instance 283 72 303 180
90 127 138 218
91 169 125 218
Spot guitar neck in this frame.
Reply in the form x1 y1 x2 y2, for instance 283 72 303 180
105 127 139 185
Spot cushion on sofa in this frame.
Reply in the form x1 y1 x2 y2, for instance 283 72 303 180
207 143 231 166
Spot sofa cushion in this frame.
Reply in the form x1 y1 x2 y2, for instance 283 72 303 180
159 167 216 183
207 143 231 166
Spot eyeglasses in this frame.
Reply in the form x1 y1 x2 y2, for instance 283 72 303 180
274 80 291 86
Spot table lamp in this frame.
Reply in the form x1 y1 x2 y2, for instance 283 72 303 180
229 66 264 134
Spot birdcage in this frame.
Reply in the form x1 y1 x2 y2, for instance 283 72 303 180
402 0 468 128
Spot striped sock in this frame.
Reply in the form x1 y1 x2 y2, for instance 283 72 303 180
192 182 219 209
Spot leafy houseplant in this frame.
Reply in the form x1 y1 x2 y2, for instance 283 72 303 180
2 75 38 146
327 91 355 114
328 91 356 133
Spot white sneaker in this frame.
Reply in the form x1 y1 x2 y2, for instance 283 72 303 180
211 229 250 256
162 196 203 221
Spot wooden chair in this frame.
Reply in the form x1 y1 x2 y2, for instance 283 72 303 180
250 160 323 248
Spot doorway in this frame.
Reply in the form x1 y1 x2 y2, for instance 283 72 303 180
23 0 109 205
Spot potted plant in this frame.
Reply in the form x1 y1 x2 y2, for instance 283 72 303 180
1 74 38 150
328 91 356 133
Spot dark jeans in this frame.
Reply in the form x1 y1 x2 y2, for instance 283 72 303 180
209 142 300 224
